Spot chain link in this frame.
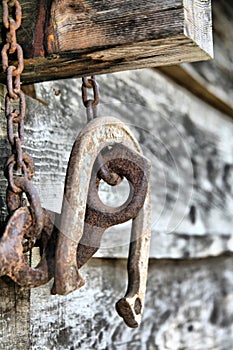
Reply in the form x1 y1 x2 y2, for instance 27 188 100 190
81 76 122 186
1 1 43 250
82 76 99 121
1 0 30 192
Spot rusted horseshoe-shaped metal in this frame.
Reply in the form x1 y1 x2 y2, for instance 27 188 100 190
52 116 150 296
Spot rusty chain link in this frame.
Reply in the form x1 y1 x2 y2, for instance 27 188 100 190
1 0 44 250
82 76 123 186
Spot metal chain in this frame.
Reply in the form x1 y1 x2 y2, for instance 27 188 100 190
1 0 34 191
82 76 122 186
1 0 43 250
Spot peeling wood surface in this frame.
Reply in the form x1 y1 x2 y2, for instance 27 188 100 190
30 256 233 350
0 0 212 83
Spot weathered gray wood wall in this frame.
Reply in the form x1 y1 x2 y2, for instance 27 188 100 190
0 0 233 349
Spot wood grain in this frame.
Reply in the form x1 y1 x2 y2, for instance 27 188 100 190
30 256 233 350
158 0 233 119
0 0 213 83
190 0 233 114
159 64 233 118
0 278 30 350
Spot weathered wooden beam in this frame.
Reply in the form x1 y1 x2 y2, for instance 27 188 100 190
0 0 213 84
158 0 233 119
158 64 233 119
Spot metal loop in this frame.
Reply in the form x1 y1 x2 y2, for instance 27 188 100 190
6 176 44 249
14 136 23 169
85 99 98 122
7 66 20 99
5 90 26 122
82 76 94 89
1 43 24 73
4 153 35 192
1 43 11 71
2 1 21 30
97 153 123 186
6 113 15 145
18 118 24 141
81 76 122 186
14 90 26 122
82 76 100 107
6 113 24 148
2 0 10 28
7 20 17 53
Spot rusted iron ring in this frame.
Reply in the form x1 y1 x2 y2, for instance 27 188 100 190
82 76 99 107
5 90 26 122
5 152 35 188
7 65 21 99
2 0 22 30
1 42 24 73
86 143 149 228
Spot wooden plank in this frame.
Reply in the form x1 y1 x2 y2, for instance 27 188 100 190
30 256 233 349
0 0 213 83
0 279 30 350
159 64 233 118
159 0 233 119
190 0 233 111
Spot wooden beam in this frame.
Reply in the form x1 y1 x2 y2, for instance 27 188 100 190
0 0 213 84
159 64 233 119
158 0 233 119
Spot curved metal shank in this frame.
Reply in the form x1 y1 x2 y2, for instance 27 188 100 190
52 116 142 295
115 188 151 328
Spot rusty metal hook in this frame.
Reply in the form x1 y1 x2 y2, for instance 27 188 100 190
76 143 150 269
52 116 148 295
115 188 151 328
77 139 151 328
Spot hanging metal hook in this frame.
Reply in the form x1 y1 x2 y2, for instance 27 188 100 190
52 116 150 296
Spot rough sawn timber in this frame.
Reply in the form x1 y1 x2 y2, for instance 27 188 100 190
0 0 213 83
